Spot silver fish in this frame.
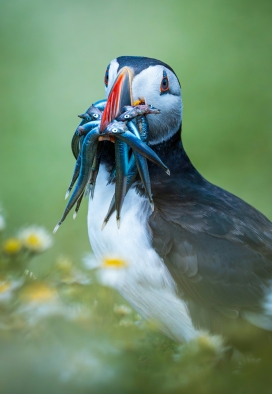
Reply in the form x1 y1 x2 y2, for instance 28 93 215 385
54 127 100 233
103 122 170 175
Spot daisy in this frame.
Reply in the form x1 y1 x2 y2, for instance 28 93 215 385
0 277 23 302
18 226 53 253
113 304 132 316
83 254 128 289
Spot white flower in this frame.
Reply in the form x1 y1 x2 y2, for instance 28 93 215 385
0 215 6 231
17 282 66 324
184 332 226 360
83 254 100 270
83 254 128 271
18 226 53 252
17 282 92 325
113 304 132 316
55 256 91 285
0 278 23 303
83 254 128 289
96 261 128 289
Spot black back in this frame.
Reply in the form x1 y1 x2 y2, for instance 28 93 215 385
148 134 272 333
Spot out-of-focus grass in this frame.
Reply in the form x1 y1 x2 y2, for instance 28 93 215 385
1 219 272 394
0 0 272 392
0 0 271 262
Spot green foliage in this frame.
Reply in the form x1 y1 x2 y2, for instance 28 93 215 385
0 214 272 393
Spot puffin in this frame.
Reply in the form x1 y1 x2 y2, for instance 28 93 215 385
87 56 272 342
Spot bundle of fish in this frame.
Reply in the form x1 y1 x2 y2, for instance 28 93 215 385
54 98 170 233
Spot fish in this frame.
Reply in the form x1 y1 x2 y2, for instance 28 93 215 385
72 120 101 159
116 104 160 122
125 154 138 190
106 120 140 187
137 115 149 143
77 120 101 136
133 152 153 209
71 101 104 160
85 142 104 199
100 119 165 228
54 126 100 233
107 167 117 185
102 122 170 175
126 120 141 138
65 150 82 200
55 100 170 233
73 191 84 219
71 119 85 160
78 105 102 122
114 139 129 228
126 120 153 208
102 154 138 229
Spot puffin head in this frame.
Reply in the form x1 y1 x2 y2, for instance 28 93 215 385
100 56 182 146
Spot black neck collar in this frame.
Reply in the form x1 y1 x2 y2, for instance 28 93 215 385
150 124 196 175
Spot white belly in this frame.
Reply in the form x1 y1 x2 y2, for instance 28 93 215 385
87 165 198 342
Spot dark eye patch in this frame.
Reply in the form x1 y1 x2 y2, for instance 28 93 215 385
160 70 170 94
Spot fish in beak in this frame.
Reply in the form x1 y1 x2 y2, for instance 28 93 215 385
54 67 168 231
100 67 134 132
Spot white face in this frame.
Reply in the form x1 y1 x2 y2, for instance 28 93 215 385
105 58 182 145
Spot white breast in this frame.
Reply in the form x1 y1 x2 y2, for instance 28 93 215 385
87 165 199 342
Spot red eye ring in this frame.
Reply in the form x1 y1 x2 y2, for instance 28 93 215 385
160 70 170 94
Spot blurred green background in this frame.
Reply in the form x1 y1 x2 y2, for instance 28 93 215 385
0 0 271 262
1 1 272 393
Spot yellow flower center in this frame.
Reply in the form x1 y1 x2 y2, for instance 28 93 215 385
25 234 42 248
197 335 212 348
2 238 21 254
20 282 57 302
102 257 127 269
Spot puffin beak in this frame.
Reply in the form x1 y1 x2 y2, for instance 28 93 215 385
100 67 133 132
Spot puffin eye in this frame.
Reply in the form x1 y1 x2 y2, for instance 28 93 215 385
104 64 110 88
160 70 170 94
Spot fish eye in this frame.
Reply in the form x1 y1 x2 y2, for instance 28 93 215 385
104 64 110 88
93 113 99 118
160 70 170 94
124 114 130 119
112 128 118 133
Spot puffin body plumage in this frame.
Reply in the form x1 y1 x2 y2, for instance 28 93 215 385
88 56 272 341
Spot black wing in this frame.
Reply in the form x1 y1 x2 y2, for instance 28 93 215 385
148 174 272 332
